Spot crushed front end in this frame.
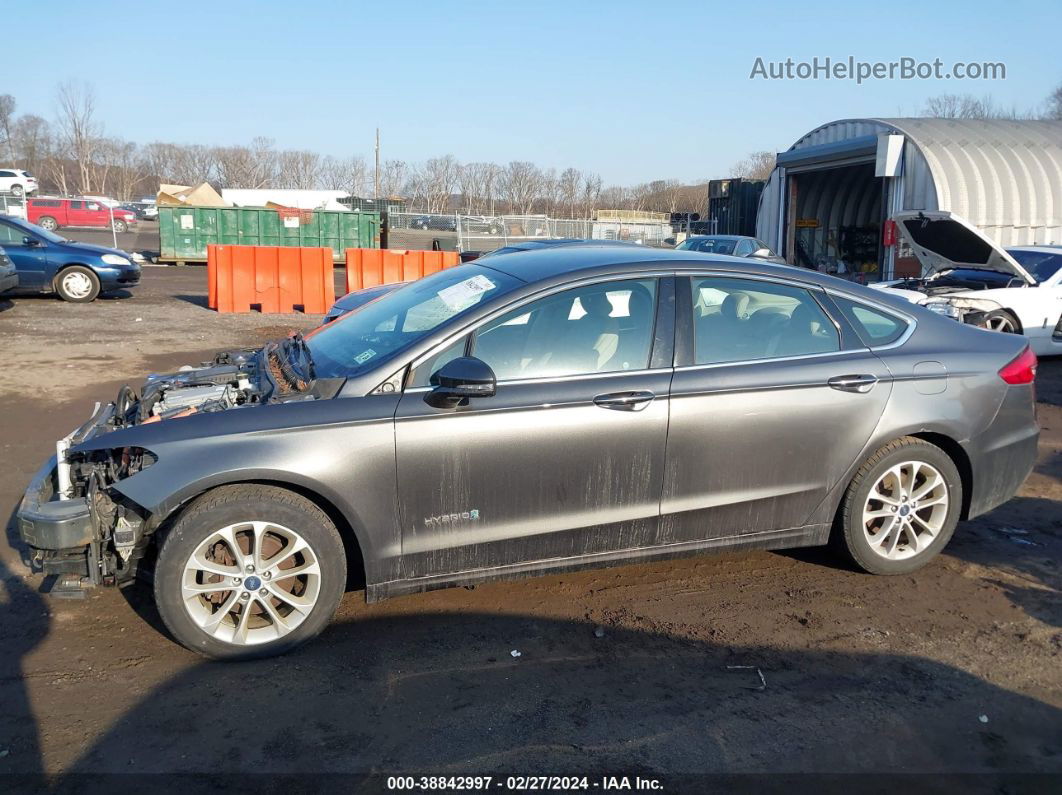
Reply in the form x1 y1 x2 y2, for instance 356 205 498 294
17 348 277 590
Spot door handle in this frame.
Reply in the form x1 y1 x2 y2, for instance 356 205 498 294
827 374 878 393
593 390 656 411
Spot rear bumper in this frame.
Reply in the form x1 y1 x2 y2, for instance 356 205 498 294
966 385 1039 519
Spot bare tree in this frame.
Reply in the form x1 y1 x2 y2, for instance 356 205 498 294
1043 82 1062 120
319 155 368 196
11 114 52 175
558 167 581 218
730 150 776 181
0 94 15 164
579 172 601 219
55 81 102 193
377 159 407 199
109 140 147 201
500 161 542 215
416 155 459 212
276 149 322 189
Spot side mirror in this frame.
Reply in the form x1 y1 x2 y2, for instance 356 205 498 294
751 248 773 258
426 356 496 408
23 236 40 246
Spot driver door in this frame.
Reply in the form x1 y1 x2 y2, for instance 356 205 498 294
393 276 674 582
0 220 48 290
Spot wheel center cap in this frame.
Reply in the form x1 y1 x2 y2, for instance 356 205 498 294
244 575 262 591
899 505 910 517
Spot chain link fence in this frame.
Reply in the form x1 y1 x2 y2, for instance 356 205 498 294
383 210 672 253
0 192 27 219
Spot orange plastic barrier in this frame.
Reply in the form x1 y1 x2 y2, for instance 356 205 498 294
345 248 460 293
207 245 336 314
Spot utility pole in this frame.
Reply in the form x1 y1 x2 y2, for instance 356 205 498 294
374 128 380 199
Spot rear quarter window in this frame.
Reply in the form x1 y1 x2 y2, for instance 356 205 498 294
833 296 909 346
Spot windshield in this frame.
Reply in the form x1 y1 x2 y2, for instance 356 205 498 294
304 265 520 377
677 237 738 255
1008 249 1062 283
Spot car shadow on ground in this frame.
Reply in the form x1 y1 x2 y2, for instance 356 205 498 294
1 506 50 777
29 611 1062 784
945 496 1061 628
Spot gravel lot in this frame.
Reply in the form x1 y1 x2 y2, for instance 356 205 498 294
0 268 1059 786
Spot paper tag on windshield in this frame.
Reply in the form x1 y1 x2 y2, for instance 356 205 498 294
354 349 376 365
437 275 495 309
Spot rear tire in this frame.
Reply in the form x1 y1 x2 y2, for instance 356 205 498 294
833 437 962 575
37 215 58 231
11 184 23 196
112 219 128 233
55 266 100 302
153 485 347 660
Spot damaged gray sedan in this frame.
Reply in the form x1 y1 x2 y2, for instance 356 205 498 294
17 247 1039 659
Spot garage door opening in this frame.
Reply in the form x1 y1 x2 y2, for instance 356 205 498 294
787 163 884 282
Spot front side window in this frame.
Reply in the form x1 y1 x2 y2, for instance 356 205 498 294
0 222 24 244
734 239 754 257
691 276 839 364
304 265 520 378
471 279 658 381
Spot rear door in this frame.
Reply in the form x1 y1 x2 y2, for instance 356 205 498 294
393 275 675 581
661 273 892 543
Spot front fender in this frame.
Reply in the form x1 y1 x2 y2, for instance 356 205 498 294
77 396 403 581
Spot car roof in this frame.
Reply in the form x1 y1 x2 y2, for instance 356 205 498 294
684 235 748 241
479 244 800 284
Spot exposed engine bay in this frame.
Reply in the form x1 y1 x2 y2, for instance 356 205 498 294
22 337 342 591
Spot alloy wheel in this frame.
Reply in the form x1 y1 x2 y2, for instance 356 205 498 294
182 521 322 645
986 315 1016 333
861 461 949 561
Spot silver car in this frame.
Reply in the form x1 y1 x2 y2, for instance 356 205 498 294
17 247 1039 659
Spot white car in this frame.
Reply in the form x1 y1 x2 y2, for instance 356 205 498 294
871 211 1062 357
0 168 38 196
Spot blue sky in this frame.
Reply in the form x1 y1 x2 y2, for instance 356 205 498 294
8 0 1060 184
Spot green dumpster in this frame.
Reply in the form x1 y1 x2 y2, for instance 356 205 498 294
158 206 380 263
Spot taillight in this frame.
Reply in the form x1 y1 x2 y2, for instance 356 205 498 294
998 346 1037 385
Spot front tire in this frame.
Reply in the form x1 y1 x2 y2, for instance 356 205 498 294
834 437 962 575
154 485 347 660
982 309 1020 334
55 266 101 302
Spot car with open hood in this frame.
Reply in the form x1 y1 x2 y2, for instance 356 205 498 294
17 247 1039 659
871 211 1062 356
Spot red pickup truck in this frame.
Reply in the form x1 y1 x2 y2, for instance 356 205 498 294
27 197 138 233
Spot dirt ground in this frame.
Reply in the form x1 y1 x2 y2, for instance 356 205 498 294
0 268 1059 788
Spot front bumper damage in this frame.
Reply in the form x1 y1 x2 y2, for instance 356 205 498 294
17 402 152 589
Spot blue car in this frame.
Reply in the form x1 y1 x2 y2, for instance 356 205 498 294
0 215 141 302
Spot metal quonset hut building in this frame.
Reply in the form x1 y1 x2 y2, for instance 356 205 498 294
755 118 1062 280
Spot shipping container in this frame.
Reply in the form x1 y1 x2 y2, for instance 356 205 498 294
158 206 380 263
692 178 764 237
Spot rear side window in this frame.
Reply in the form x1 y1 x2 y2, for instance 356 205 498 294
832 296 908 346
691 276 840 364
0 170 13 178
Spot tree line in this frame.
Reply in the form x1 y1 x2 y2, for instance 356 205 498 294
7 79 1055 218
0 82 778 218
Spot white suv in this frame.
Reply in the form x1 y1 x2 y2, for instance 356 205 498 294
0 169 38 196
